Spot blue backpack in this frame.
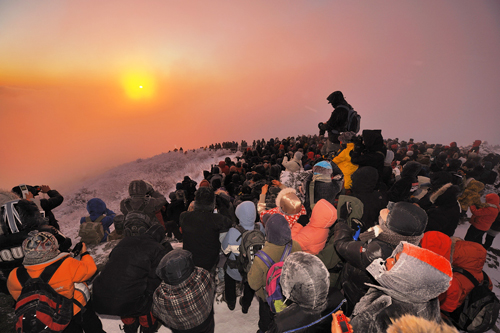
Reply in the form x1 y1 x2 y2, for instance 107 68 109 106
255 242 292 313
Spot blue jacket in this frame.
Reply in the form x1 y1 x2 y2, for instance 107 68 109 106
222 201 265 281
80 198 115 242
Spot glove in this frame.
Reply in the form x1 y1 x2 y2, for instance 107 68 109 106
72 242 87 256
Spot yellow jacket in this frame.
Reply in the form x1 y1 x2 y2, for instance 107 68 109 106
333 143 358 189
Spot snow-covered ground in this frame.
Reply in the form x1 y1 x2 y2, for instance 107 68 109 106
56 148 261 333
8 144 500 332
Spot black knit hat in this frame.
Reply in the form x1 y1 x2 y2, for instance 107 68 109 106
156 249 195 285
384 202 427 236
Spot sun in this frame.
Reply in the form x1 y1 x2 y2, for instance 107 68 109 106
121 72 156 101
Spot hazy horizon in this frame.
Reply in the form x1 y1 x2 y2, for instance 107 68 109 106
2 1 500 189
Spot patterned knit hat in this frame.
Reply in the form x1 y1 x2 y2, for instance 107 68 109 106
22 231 60 265
312 161 333 175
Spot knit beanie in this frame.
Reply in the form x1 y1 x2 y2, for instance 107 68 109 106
199 179 210 188
129 180 153 197
156 249 195 285
22 231 60 265
312 161 333 176
145 224 166 243
265 214 291 246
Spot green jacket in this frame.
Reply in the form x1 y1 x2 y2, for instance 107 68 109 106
248 241 302 300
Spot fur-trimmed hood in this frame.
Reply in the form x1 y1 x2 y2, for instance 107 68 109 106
366 242 452 303
430 183 460 206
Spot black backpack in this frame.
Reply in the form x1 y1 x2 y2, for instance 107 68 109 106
233 224 265 276
15 257 82 333
446 268 500 333
123 199 153 237
337 105 361 134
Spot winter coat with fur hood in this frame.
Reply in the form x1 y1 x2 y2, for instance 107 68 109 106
333 142 358 190
291 199 336 255
350 242 452 333
333 202 427 308
469 193 500 231
267 252 345 333
458 179 485 212
423 183 461 237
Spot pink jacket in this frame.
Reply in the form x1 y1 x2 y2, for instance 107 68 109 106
291 199 337 255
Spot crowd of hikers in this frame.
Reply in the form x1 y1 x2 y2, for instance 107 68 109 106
1 91 500 333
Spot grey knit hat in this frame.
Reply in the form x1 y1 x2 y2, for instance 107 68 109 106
22 231 60 265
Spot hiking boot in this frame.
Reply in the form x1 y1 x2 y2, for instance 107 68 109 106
140 320 160 333
240 297 249 314
227 301 236 311
122 321 140 333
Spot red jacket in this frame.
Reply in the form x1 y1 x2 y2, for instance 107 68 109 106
421 231 492 313
470 193 500 231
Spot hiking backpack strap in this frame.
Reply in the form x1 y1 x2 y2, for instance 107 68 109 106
280 243 292 261
125 198 149 213
235 224 246 242
94 215 105 223
17 257 68 286
17 257 84 310
256 251 275 269
309 181 316 211
453 267 481 287
84 215 105 223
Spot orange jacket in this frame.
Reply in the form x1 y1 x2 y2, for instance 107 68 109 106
291 199 336 255
7 253 97 315
470 193 500 231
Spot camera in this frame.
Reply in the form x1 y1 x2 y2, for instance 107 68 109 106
17 184 41 198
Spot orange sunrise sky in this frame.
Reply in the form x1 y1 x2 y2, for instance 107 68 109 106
1 1 500 190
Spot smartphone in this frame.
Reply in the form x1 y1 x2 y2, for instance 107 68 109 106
18 184 29 199
336 313 352 333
